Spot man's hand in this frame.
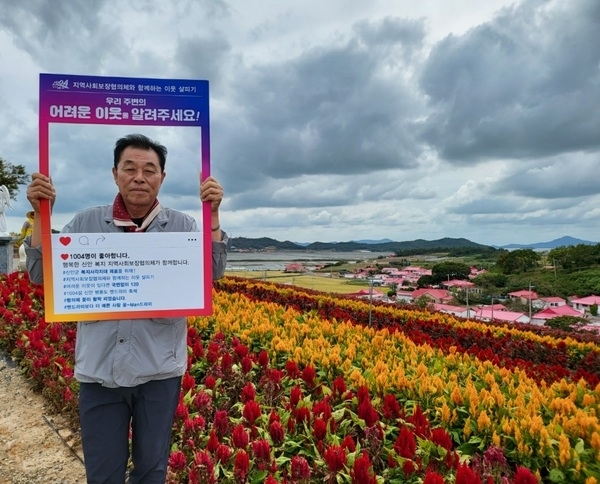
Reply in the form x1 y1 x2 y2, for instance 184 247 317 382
27 173 56 214
200 175 223 214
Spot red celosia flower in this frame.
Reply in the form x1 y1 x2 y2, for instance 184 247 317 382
430 427 453 452
301 365 316 388
204 375 216 389
290 385 303 406
258 349 270 367
220 352 233 373
193 390 214 417
341 435 356 452
514 466 538 484
206 429 219 453
175 400 189 420
191 340 204 359
394 426 417 459
213 410 229 439
252 438 272 470
285 360 300 379
241 355 253 373
351 452 376 484
269 420 285 445
332 376 347 399
455 463 482 484
357 394 379 427
407 405 431 438
295 406 310 426
234 450 250 481
181 372 195 392
382 394 402 420
216 443 232 464
232 423 249 449
192 450 216 484
323 444 347 473
265 476 278 484
291 455 311 482
312 398 332 420
243 400 261 425
184 415 206 435
168 450 187 471
313 417 327 441
402 459 416 475
267 368 283 385
423 470 445 484
240 382 256 403
234 343 249 360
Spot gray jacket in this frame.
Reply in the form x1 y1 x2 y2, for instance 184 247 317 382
26 204 228 387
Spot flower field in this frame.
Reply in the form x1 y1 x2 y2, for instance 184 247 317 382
1 272 600 483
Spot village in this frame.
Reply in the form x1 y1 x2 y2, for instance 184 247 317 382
283 261 600 332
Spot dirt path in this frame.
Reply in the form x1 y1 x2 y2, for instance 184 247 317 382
0 354 87 484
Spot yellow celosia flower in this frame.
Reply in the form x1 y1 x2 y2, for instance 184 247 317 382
559 434 572 465
477 410 491 432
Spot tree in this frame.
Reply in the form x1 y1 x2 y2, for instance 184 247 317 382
431 261 471 283
495 249 541 274
0 156 28 200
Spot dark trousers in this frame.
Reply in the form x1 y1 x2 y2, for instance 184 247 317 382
79 377 182 484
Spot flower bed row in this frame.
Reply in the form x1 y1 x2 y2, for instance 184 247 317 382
1 272 600 482
217 277 600 385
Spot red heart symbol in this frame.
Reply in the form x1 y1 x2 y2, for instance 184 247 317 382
61 254 69 260
59 236 71 246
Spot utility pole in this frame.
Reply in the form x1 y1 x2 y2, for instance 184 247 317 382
368 277 374 327
528 281 534 322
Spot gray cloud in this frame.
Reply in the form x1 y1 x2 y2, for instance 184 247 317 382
214 17 428 199
420 0 600 163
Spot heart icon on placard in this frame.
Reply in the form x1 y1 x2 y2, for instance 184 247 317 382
61 254 69 260
59 236 71 246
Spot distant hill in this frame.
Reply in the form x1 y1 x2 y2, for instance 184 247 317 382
500 236 598 250
229 236 492 252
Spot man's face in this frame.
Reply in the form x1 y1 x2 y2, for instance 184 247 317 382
112 146 166 217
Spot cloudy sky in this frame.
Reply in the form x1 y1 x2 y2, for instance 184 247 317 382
1 0 599 246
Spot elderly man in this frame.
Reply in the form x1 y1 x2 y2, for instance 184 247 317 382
25 133 228 484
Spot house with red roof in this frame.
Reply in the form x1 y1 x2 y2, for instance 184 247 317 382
410 288 453 304
433 303 475 319
570 295 600 314
507 290 538 305
474 309 530 324
531 305 585 325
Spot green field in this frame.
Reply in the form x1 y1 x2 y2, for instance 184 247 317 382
225 270 375 294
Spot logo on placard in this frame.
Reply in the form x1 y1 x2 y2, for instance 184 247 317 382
52 79 69 90
59 236 71 246
61 254 69 260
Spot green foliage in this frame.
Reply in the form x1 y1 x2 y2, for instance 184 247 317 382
0 156 29 200
545 316 587 332
591 304 598 317
549 244 600 271
431 261 471 283
495 249 541 274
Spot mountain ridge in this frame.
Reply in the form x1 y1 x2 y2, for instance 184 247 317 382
229 235 598 252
